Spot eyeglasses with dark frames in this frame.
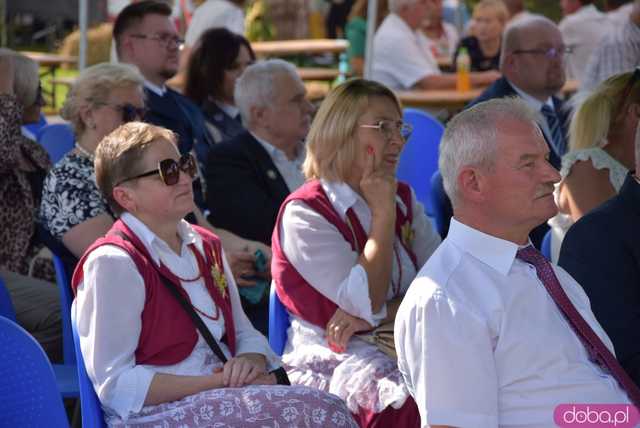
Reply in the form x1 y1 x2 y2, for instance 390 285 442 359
129 33 184 50
116 153 197 187
95 102 148 123
512 46 573 60
360 120 414 142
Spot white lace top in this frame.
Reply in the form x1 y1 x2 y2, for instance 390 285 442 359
548 146 628 262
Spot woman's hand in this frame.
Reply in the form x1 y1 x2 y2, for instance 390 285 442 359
326 308 373 352
222 353 268 387
227 251 261 287
0 55 15 95
360 145 397 221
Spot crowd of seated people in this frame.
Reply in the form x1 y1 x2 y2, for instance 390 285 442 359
3 0 640 426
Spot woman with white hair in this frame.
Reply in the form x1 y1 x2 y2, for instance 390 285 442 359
40 62 147 259
271 79 441 427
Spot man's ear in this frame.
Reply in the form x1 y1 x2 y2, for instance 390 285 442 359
457 166 486 204
251 104 267 128
112 185 137 214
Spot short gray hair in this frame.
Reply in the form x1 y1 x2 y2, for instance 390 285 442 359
234 59 300 126
61 62 144 136
500 14 556 70
439 97 542 207
388 0 416 13
0 49 39 108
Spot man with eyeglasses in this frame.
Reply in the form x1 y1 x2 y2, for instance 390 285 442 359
113 0 215 196
469 15 570 171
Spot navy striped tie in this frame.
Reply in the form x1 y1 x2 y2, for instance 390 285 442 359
541 104 567 156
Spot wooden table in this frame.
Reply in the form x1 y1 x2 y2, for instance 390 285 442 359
251 39 349 57
397 79 580 110
22 51 77 108
297 67 341 81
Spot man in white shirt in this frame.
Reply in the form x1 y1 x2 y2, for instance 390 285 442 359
372 0 498 90
559 0 611 81
395 97 635 428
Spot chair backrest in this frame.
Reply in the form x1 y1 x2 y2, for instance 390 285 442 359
53 254 76 364
398 108 445 216
21 112 48 141
541 229 552 261
37 123 75 164
71 303 106 428
268 286 290 356
428 170 453 239
0 316 69 427
0 275 17 321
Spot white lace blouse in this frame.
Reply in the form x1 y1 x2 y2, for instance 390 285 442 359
548 147 628 262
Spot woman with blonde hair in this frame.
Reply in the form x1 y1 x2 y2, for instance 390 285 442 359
72 121 356 427
549 70 640 261
453 0 508 71
271 78 441 427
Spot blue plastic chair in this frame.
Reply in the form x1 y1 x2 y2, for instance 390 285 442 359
53 254 76 365
0 316 70 428
0 275 17 320
428 171 453 239
398 108 445 217
268 286 290 356
37 123 75 164
71 303 107 428
22 112 48 141
541 229 552 261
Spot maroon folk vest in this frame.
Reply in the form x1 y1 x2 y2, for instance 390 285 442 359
271 180 418 329
71 219 236 366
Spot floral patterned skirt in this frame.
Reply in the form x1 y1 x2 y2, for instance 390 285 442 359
106 384 357 427
282 319 411 415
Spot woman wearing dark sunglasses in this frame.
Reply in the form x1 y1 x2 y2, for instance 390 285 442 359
271 79 441 427
40 63 147 260
71 121 356 427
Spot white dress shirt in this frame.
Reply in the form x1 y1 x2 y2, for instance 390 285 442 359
143 80 167 97
373 13 442 90
74 213 279 420
395 218 630 428
280 179 441 328
559 4 611 81
252 132 306 192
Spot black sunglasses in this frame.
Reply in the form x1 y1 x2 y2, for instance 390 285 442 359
116 153 197 186
95 102 148 123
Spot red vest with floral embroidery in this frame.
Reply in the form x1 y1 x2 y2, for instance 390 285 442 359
71 220 236 366
271 179 417 329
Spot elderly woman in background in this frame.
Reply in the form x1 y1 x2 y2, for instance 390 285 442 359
0 49 61 361
453 0 508 71
271 79 441 427
184 27 255 144
548 70 639 261
40 62 269 284
72 121 357 427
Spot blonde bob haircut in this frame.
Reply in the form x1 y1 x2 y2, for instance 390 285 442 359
95 121 176 216
61 62 144 137
303 78 401 182
473 0 509 25
569 71 640 152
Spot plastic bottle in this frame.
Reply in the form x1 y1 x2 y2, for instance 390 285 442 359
334 53 349 86
456 47 471 92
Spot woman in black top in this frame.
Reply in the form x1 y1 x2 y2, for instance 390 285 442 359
453 0 508 72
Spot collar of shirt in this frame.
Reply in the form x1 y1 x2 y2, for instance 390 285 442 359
574 4 600 19
214 101 240 119
251 132 306 165
120 212 201 265
509 80 555 112
447 217 532 276
144 80 167 97
319 179 408 221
